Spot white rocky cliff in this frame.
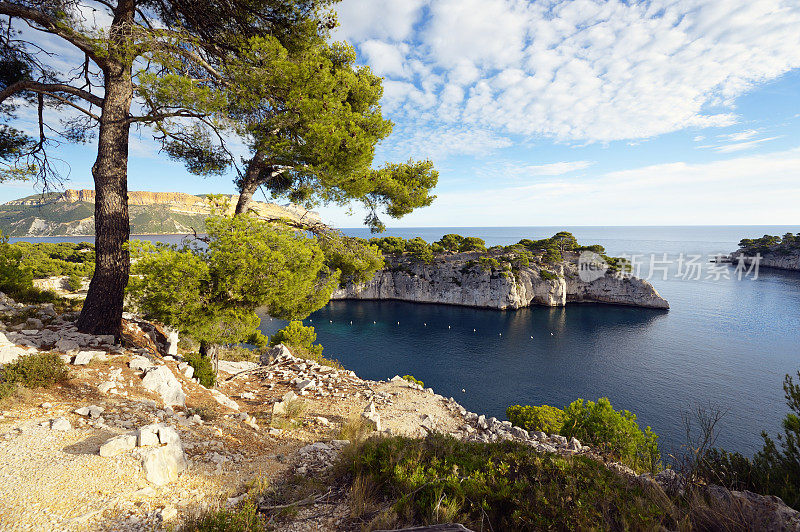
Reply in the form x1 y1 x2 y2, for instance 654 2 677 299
332 252 669 310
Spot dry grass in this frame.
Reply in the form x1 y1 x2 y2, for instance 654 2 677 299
337 416 375 444
270 398 307 429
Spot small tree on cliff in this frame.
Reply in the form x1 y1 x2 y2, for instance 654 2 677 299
0 0 335 336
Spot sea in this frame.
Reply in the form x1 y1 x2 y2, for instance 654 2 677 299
13 226 800 457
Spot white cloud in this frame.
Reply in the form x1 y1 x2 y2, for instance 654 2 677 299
333 0 427 42
714 136 782 153
360 41 408 77
513 161 594 177
334 0 800 147
720 129 761 142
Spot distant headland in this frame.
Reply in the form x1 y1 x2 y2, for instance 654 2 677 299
0 190 320 237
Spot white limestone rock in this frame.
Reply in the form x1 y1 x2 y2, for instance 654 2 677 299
142 444 187 485
100 434 137 457
50 417 72 431
141 366 186 407
210 389 239 411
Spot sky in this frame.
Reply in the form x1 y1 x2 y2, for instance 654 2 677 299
2 0 800 228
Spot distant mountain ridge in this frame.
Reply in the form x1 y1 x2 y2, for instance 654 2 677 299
0 189 321 236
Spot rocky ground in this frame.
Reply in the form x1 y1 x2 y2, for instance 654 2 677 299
1 292 798 531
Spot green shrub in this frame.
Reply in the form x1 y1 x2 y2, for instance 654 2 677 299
506 404 565 434
402 374 423 387
1 352 69 388
185 352 216 388
459 236 486 253
270 321 323 357
0 381 18 402
66 273 83 292
0 230 34 296
540 269 558 281
506 398 660 474
561 397 661 474
342 434 671 531
180 499 263 531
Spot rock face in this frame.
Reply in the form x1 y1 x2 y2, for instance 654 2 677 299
0 189 322 236
332 252 669 310
730 250 800 271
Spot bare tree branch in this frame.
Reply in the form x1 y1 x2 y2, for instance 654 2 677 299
0 1 107 67
0 80 103 107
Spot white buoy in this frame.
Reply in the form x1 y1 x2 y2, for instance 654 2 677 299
461 388 465 393
397 321 400 325
373 321 376 324
424 323 427 326
530 336 533 339
473 329 476 332
448 325 451 329
551 332 554 336
499 333 502 336
329 320 332 323
350 321 353 325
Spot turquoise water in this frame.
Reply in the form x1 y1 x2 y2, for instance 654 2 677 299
14 226 800 455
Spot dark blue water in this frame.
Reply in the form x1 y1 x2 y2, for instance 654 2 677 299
15 227 800 455
261 226 800 456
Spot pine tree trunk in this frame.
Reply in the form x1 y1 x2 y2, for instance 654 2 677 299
235 151 267 215
76 65 133 337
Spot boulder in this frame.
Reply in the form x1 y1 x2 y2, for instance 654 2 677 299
158 425 181 445
261 343 292 365
141 366 186 407
72 351 99 365
210 389 239 411
98 381 116 394
100 434 137 457
164 328 179 356
50 417 72 431
137 424 162 447
129 355 154 372
53 338 80 353
142 444 187 485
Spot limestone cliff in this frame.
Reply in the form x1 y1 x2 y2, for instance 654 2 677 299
0 190 321 237
332 252 669 310
729 249 800 272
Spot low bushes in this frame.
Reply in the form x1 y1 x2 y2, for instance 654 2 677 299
506 404 565 434
507 397 661 474
401 374 423 387
180 499 263 531
0 353 69 401
185 352 216 388
340 433 670 531
270 321 341 368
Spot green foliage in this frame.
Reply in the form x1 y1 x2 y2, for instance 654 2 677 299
507 398 660 474
1 352 68 389
506 404 565 434
699 371 800 510
317 233 383 286
6 240 95 279
401 375 424 387
406 237 433 263
180 499 263 532
436 233 464 252
270 321 323 357
66 273 83 292
459 236 486 253
540 269 559 281
128 214 338 351
739 234 800 254
0 229 33 295
542 247 562 263
369 236 407 254
185 352 216 388
342 434 671 531
561 398 661 474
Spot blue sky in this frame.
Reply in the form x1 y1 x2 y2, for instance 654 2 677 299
3 0 800 227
